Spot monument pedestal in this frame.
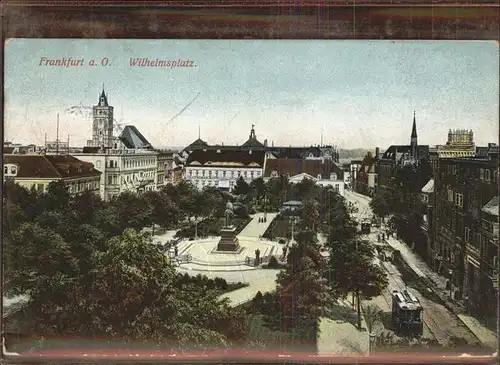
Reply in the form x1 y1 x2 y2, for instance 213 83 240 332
217 226 241 252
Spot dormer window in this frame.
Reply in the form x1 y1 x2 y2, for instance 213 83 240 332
271 170 278 178
330 173 337 180
4 164 18 177
317 174 322 179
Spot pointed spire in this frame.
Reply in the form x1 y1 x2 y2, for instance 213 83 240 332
98 85 108 107
411 111 417 138
198 125 201 139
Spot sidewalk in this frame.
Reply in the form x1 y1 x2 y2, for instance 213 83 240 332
345 191 498 349
385 234 498 349
318 298 370 355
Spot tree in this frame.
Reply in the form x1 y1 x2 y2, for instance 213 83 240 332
294 178 319 202
326 238 388 329
232 176 251 197
369 189 391 221
112 191 154 231
267 228 332 351
4 222 78 298
320 192 358 249
301 199 321 231
250 177 266 201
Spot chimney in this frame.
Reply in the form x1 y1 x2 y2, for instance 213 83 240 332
375 147 380 159
217 149 221 153
249 149 252 154
264 139 268 147
272 141 274 147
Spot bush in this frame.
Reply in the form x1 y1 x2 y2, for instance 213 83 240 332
214 277 228 290
267 256 281 269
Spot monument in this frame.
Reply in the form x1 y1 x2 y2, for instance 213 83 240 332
217 201 242 252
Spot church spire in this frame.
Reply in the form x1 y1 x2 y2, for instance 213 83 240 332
411 111 417 139
98 84 108 107
410 111 418 160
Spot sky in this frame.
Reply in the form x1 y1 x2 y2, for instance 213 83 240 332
4 39 499 150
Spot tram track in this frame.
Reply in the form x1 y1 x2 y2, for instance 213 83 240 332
346 191 482 348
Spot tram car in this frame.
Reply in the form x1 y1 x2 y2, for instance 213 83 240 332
391 289 424 337
360 220 371 234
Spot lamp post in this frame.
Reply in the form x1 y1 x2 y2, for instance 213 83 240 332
368 332 376 355
264 193 268 221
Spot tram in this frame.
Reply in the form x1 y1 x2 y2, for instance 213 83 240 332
391 289 424 337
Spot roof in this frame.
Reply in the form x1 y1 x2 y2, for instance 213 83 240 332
481 196 499 217
381 145 429 160
269 146 322 159
119 125 153 149
421 179 435 194
241 138 264 148
186 149 265 167
264 158 343 180
357 152 377 174
3 154 101 179
185 138 209 151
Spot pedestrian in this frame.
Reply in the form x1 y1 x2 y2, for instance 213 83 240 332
377 234 380 242
255 248 261 265
382 232 385 241
174 245 178 257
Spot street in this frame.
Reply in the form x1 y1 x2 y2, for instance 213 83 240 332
344 190 482 348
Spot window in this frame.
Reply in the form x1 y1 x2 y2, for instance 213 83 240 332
480 168 484 180
455 193 463 207
494 169 498 183
37 183 44 193
330 173 337 180
10 166 16 175
334 184 339 192
96 160 101 168
452 165 457 175
485 169 490 182
3 166 7 175
465 227 470 242
108 175 112 185
447 189 454 202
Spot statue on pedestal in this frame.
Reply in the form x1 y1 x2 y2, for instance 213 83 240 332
224 201 234 228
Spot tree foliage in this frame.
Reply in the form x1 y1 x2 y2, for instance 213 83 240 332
3 181 246 351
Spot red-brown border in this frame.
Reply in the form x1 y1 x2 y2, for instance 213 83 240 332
1 1 499 364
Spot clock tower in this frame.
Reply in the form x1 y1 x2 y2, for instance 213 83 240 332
89 87 114 148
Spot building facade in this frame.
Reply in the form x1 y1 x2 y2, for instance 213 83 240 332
355 148 379 196
377 113 429 193
263 158 345 196
184 149 265 191
431 144 498 319
74 88 158 200
3 154 101 195
155 150 175 189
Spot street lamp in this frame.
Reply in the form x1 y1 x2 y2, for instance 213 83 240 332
368 332 376 355
263 193 268 221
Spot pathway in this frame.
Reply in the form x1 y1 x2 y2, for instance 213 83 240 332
238 212 278 239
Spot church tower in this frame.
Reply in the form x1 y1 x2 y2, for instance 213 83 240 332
410 111 418 160
89 87 114 148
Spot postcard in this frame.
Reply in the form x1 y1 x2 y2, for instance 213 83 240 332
2 39 498 359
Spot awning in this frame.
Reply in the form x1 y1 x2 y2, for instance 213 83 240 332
421 179 434 194
481 196 499 217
